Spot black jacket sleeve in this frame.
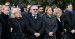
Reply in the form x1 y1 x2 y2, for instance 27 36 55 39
52 18 58 34
25 17 36 35
38 18 45 35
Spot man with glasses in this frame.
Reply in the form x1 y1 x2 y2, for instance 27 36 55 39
26 5 45 39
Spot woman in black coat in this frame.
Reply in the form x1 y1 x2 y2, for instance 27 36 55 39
0 5 11 39
53 8 64 39
10 8 26 39
43 6 57 39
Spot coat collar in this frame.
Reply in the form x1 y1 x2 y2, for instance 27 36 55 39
29 13 41 19
1 12 9 18
46 14 55 19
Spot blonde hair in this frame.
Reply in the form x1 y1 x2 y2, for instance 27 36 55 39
53 8 62 16
2 5 9 10
45 6 52 14
11 8 22 18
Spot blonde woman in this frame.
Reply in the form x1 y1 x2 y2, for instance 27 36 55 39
10 8 26 39
53 8 64 39
43 6 57 39
0 5 10 39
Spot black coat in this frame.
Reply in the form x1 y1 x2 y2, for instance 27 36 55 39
43 15 57 39
0 23 2 37
26 13 45 39
61 12 75 33
56 18 64 39
10 17 26 39
61 10 75 39
0 12 11 39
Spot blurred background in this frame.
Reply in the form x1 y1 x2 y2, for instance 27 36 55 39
0 0 75 9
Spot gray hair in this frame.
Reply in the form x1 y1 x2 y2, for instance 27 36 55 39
11 8 22 18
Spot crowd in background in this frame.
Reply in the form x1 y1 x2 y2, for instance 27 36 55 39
0 2 75 39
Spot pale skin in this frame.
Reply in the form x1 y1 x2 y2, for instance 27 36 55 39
2 7 9 15
30 6 38 16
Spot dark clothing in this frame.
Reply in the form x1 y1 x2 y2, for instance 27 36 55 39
10 17 26 39
43 15 57 39
61 9 75 39
21 11 27 16
0 12 11 39
56 18 64 39
38 12 44 17
26 13 45 39
0 23 2 38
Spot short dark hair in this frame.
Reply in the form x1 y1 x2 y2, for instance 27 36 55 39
66 3 72 8
38 5 43 9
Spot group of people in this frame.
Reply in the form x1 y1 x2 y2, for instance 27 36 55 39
0 2 75 39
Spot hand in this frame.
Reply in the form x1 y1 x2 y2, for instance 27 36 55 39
71 30 75 34
10 28 13 32
34 33 40 37
49 32 53 36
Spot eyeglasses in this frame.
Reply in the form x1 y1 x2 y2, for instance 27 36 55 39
33 9 38 10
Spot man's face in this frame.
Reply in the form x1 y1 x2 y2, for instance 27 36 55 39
67 5 72 11
30 6 38 15
38 7 43 13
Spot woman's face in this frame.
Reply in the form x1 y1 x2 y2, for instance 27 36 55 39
56 12 62 18
47 8 52 15
14 12 21 18
3 7 9 15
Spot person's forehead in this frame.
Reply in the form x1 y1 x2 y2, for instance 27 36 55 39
31 6 38 9
39 7 43 9
68 5 72 7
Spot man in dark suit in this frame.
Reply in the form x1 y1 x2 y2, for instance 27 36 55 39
61 3 75 39
26 5 45 39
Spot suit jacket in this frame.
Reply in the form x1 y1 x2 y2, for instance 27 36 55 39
26 13 45 36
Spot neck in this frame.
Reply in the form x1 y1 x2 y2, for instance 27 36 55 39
47 14 52 16
32 14 37 16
